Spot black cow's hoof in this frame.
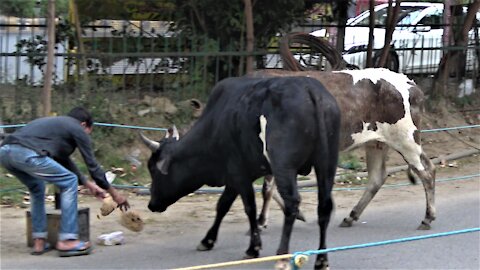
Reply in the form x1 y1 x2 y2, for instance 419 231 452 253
339 218 353 227
243 253 258 259
244 248 260 259
196 239 215 251
314 259 329 270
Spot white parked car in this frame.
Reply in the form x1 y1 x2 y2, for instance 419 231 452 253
311 2 480 74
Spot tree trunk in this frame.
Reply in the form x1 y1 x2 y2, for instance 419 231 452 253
442 0 453 49
335 0 349 53
42 0 55 117
243 0 254 73
434 1 480 98
366 0 375 67
377 0 402 68
70 0 88 81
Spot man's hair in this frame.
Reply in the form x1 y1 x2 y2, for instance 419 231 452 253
67 107 93 127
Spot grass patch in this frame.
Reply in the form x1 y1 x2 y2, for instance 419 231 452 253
0 171 27 206
338 153 364 171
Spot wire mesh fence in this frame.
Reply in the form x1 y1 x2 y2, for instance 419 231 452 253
0 13 479 126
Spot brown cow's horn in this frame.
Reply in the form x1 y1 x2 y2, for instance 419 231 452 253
139 132 160 152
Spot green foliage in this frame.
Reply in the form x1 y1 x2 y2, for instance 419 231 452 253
0 0 36 17
172 0 305 50
76 0 175 21
0 171 27 206
338 153 363 171
0 0 69 17
14 18 74 73
171 0 307 78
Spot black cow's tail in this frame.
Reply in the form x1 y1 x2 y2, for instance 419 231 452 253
306 78 341 187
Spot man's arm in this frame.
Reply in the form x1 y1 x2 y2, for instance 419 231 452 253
73 130 129 210
57 157 88 185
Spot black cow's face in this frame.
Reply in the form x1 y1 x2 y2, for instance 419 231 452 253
140 128 182 213
146 137 178 213
141 126 212 213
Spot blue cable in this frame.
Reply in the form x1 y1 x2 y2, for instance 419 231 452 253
0 122 168 131
291 227 480 269
93 122 168 131
1 123 479 133
421 124 480 133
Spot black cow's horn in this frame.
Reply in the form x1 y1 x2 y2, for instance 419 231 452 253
139 132 160 152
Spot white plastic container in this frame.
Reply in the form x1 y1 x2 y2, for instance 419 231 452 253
97 231 125 246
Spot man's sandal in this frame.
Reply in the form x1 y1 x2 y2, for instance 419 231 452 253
58 241 92 257
31 242 52 255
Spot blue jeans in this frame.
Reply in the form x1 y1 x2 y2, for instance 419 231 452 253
0 144 79 241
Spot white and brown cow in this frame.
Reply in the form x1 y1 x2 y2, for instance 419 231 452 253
251 68 436 230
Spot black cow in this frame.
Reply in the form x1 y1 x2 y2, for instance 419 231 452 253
141 76 341 269
251 68 436 231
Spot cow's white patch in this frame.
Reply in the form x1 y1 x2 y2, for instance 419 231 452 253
337 68 425 171
259 115 270 162
335 68 414 117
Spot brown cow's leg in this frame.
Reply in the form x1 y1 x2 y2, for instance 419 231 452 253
258 175 275 228
340 142 388 227
258 176 306 230
387 143 436 230
412 152 436 230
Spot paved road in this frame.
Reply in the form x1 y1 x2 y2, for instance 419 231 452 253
2 179 479 270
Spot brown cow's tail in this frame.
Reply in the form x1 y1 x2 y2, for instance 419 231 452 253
407 166 418 185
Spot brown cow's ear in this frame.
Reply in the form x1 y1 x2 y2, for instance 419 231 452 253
156 157 171 175
172 125 179 141
165 125 179 141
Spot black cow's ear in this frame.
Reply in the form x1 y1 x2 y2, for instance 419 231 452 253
156 157 171 175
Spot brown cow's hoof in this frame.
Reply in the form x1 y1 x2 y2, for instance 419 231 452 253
257 217 267 228
196 240 214 251
339 217 353 227
297 211 306 222
417 221 431 230
274 259 291 270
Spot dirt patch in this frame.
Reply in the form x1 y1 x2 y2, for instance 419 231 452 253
1 152 478 258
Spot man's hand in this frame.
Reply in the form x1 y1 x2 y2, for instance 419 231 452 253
84 181 106 200
114 194 130 212
107 186 130 212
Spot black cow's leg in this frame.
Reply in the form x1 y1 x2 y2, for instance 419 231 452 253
314 176 334 270
197 186 238 252
340 142 388 227
238 182 262 259
313 135 338 270
258 175 275 228
274 168 300 256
